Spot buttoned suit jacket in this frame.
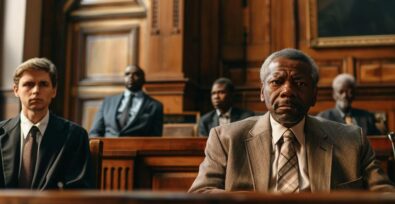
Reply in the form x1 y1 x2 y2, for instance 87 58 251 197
0 113 94 189
189 113 395 193
89 92 163 137
198 107 255 137
317 108 381 135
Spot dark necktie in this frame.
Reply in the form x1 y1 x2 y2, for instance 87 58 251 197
118 94 134 128
277 129 299 193
19 126 39 188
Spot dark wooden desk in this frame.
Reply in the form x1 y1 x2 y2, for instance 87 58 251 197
0 191 395 204
90 136 395 191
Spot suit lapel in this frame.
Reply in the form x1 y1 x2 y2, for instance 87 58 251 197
244 113 271 191
0 117 20 187
333 109 345 123
305 116 333 192
112 94 124 130
32 114 65 188
210 113 219 130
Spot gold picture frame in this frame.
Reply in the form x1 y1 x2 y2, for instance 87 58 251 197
307 0 395 48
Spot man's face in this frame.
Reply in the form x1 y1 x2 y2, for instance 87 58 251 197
261 57 317 127
124 66 145 92
13 69 57 113
333 82 354 112
211 83 231 111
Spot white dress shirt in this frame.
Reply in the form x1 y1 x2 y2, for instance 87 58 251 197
216 108 232 126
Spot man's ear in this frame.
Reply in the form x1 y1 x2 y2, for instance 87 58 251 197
13 84 19 97
52 86 57 98
260 85 265 102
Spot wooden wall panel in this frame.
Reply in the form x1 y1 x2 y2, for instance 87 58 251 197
315 58 346 87
81 100 102 132
85 34 131 79
72 21 140 83
357 59 395 83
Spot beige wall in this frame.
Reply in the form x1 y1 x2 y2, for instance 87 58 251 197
0 0 42 90
1 0 26 90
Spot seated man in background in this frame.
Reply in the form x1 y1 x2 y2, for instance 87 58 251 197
90 65 163 137
0 58 93 189
317 73 381 135
198 77 254 136
189 48 394 193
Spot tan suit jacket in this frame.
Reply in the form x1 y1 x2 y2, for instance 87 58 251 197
189 113 395 193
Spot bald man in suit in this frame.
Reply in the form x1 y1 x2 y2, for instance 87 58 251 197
189 48 394 193
89 65 163 137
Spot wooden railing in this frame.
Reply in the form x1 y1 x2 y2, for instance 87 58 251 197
0 191 395 204
89 136 395 191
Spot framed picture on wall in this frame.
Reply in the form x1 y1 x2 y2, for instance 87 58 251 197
307 0 395 47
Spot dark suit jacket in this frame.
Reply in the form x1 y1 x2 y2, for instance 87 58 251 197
0 113 94 189
89 92 163 137
317 108 381 135
198 107 254 137
189 113 395 193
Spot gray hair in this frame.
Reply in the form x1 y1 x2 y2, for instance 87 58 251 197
332 73 355 89
213 77 234 93
260 48 319 86
14 58 57 87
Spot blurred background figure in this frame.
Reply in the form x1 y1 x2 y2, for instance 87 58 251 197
198 77 254 137
89 65 163 137
317 73 381 135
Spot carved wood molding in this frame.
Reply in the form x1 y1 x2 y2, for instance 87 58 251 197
151 0 160 35
68 0 146 20
172 0 181 34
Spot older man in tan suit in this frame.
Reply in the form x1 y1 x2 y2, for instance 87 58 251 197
189 48 395 193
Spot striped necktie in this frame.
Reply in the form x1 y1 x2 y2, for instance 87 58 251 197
277 129 299 193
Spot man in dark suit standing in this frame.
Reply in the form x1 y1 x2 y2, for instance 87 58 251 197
0 58 93 189
317 73 381 135
89 65 163 137
198 77 254 137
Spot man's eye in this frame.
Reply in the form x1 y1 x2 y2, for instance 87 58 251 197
40 82 50 87
295 81 307 87
23 82 34 87
270 80 282 86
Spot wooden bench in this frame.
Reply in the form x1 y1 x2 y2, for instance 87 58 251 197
89 136 395 191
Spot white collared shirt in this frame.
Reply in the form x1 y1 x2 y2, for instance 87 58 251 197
117 90 144 124
269 114 311 192
216 108 232 126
